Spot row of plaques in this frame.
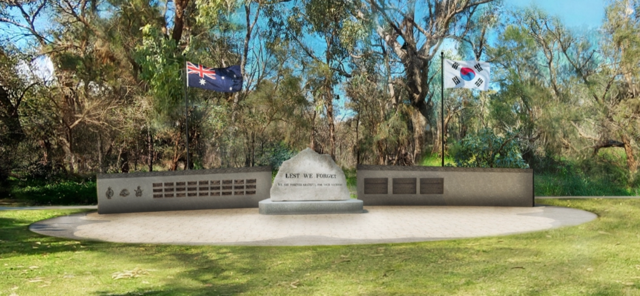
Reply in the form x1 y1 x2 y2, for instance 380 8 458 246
364 178 444 195
152 179 257 198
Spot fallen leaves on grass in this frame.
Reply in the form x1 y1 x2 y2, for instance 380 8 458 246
290 279 300 288
112 267 149 280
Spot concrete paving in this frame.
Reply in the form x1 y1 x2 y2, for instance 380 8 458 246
28 205 597 246
0 205 97 211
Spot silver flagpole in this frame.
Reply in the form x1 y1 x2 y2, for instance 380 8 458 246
185 62 190 170
441 52 445 167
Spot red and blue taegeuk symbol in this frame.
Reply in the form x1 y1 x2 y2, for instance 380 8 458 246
460 67 476 81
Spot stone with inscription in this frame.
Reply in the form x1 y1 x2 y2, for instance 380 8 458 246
271 148 350 201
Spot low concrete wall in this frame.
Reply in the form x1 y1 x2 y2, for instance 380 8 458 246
97 167 272 214
357 165 533 207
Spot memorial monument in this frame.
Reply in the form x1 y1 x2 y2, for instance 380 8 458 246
259 148 364 214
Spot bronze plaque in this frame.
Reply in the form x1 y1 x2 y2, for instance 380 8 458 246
199 186 209 191
153 194 163 198
187 192 197 197
187 181 197 186
364 178 388 194
234 191 244 195
246 179 256 184
393 178 416 194
234 185 245 190
164 193 174 198
153 189 163 193
152 183 163 188
223 180 232 184
176 193 186 197
199 192 209 196
187 187 197 191
420 178 444 194
211 192 220 196
246 190 256 195
211 180 220 185
199 180 209 185
164 188 174 192
176 187 185 192
246 185 256 189
222 186 232 190
222 191 232 196
234 179 244 184
164 182 174 187
176 182 185 186
211 186 220 191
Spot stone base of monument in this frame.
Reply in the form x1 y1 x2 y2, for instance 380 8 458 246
259 198 364 215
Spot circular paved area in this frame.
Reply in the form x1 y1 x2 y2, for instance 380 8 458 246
29 205 597 246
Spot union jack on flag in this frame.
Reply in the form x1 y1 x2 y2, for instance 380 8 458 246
186 61 242 92
187 62 217 80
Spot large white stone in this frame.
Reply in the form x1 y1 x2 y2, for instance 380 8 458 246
270 148 351 201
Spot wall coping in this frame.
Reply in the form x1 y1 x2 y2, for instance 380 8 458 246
97 166 273 180
356 165 532 173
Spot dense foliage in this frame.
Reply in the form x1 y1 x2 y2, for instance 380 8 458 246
451 128 529 169
0 0 638 196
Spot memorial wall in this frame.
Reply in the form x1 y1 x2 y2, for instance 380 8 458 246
97 166 272 214
357 165 534 207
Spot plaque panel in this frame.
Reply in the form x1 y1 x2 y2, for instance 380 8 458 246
393 178 416 194
364 178 388 194
420 178 444 194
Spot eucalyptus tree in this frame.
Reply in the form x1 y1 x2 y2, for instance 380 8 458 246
598 0 640 178
354 0 496 163
0 47 37 181
487 7 586 167
266 0 355 159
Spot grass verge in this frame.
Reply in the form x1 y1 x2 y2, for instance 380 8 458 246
1 199 640 295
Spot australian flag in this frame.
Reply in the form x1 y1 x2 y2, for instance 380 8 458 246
186 62 242 92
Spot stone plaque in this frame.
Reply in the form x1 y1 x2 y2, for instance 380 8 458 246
364 178 388 194
393 178 416 194
270 148 350 201
420 178 444 194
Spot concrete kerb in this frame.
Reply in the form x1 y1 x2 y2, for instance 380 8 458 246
24 204 598 246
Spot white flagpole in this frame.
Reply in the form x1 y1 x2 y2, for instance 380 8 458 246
441 52 445 167
184 62 190 170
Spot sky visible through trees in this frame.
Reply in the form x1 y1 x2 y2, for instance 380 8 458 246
0 0 638 189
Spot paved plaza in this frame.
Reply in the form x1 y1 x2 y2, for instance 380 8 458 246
28 205 597 246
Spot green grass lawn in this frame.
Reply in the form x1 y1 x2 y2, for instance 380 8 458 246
1 199 640 295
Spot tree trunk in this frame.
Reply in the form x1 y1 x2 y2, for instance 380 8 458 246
147 128 153 172
98 133 103 173
408 108 427 164
63 128 76 173
309 111 318 152
355 110 360 165
622 134 637 181
171 0 189 43
120 151 129 173
326 93 336 159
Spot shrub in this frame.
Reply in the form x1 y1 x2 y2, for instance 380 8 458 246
451 128 529 169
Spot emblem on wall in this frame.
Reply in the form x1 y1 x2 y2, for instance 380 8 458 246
134 186 143 197
106 187 114 199
119 189 130 197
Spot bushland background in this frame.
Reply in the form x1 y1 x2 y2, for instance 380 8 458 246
1 0 639 205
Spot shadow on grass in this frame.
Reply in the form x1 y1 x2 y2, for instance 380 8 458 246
3 200 640 295
0 210 95 259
